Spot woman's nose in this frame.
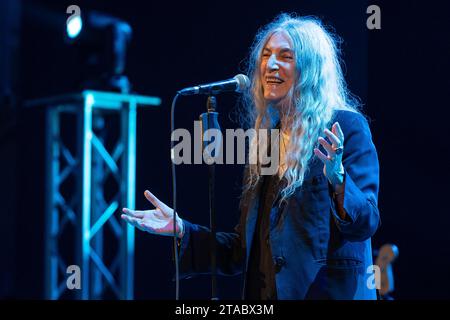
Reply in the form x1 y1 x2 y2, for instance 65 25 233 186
267 54 279 71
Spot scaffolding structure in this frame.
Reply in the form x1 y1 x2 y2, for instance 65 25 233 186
29 90 161 299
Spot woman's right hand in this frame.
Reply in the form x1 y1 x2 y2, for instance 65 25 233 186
121 190 184 238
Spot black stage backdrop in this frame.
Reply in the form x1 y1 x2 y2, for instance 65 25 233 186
0 0 449 299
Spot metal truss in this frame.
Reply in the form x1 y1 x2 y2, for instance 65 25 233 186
33 90 161 299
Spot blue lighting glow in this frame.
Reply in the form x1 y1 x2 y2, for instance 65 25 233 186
67 16 82 39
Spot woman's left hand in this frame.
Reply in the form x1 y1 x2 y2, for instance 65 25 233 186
314 122 345 187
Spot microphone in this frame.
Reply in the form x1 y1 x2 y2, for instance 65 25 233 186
177 74 250 96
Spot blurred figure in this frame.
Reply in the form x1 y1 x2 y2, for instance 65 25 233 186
375 244 399 300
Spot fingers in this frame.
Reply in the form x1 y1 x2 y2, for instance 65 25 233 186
332 122 344 141
144 190 163 209
320 123 344 159
314 148 328 164
121 211 157 233
122 208 144 219
324 128 341 147
121 213 141 227
144 190 173 218
318 137 334 155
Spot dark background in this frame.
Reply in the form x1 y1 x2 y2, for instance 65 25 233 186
0 0 449 299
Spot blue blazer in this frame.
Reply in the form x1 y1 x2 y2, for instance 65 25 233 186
178 110 380 299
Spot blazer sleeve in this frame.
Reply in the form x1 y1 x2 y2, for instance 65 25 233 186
176 219 245 279
330 112 381 241
176 166 256 279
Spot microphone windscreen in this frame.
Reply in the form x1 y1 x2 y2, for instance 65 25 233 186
234 74 250 92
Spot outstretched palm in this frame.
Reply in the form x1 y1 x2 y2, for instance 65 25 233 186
121 190 184 238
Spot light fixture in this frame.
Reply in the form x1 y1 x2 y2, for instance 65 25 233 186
65 11 132 93
66 15 82 39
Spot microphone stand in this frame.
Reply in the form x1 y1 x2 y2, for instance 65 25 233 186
200 96 220 300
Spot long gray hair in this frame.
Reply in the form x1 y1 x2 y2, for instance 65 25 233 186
241 13 361 202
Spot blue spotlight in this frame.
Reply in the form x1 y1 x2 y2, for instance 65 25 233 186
67 15 82 39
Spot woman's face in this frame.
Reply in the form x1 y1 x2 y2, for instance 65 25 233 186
260 31 296 105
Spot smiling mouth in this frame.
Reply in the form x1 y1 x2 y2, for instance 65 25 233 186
266 76 284 84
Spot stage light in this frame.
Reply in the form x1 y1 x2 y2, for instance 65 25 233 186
65 11 132 93
67 15 82 39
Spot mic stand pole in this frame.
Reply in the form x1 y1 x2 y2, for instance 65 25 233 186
200 96 220 300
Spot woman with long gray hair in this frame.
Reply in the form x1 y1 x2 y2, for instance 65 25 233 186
122 13 380 300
